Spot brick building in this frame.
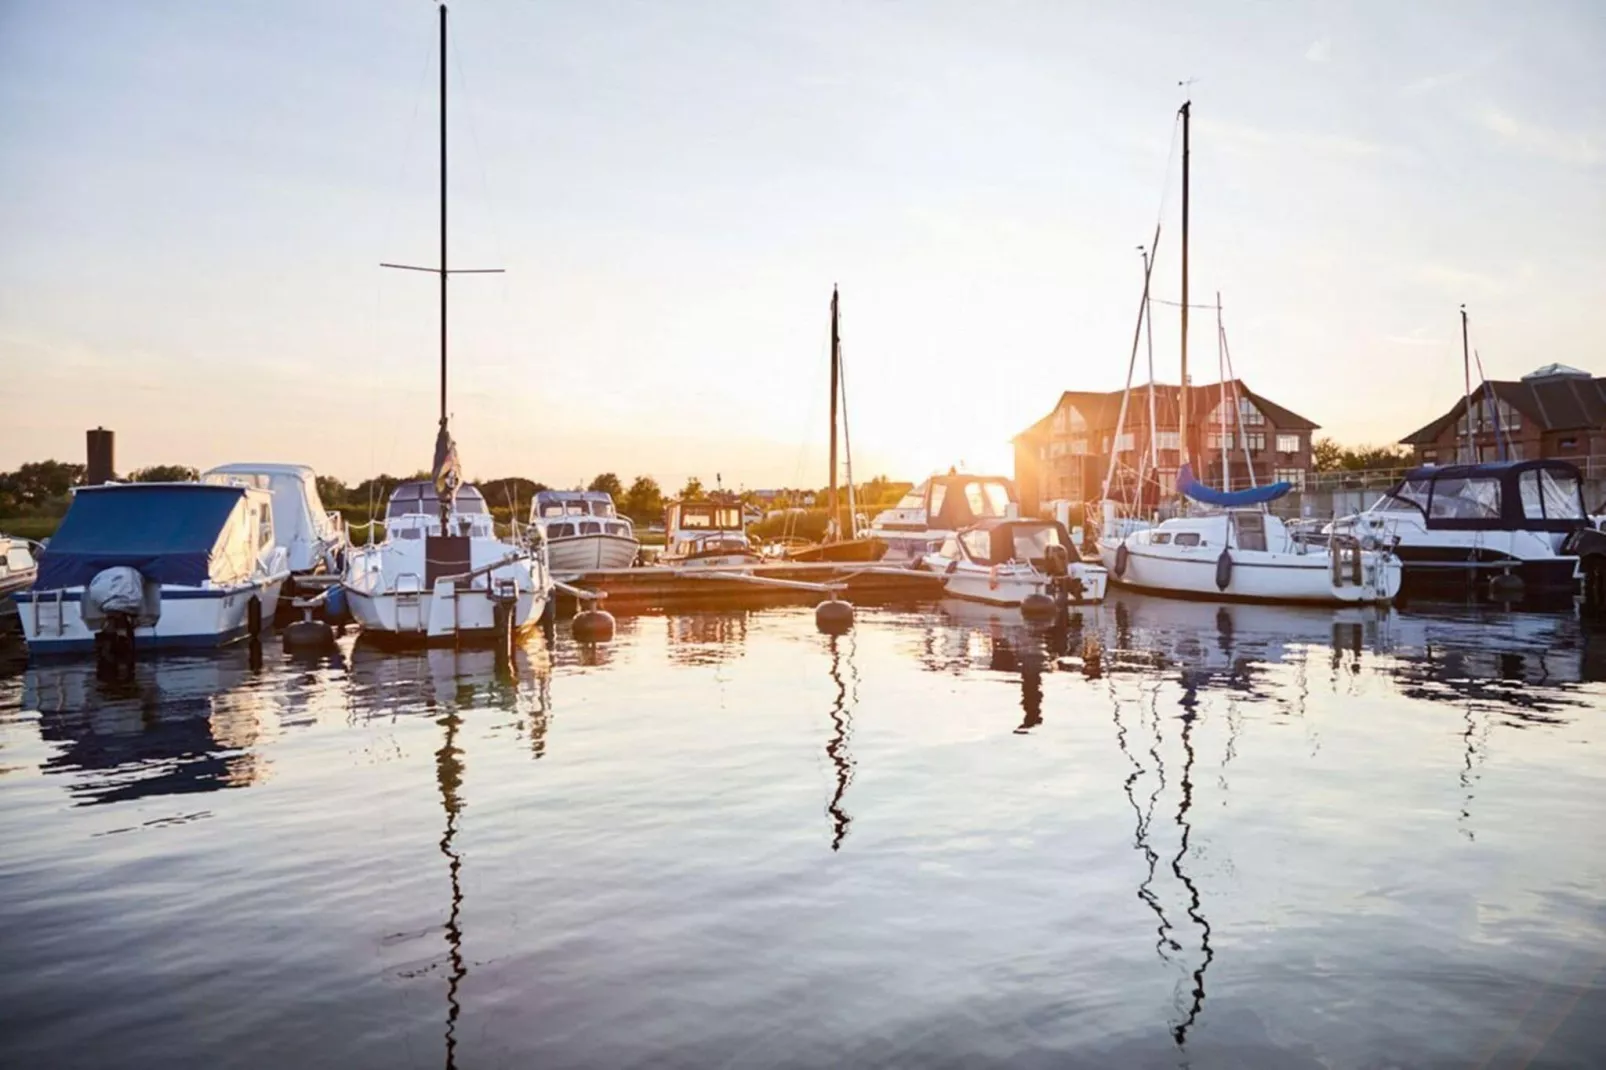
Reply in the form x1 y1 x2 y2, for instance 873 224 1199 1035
1012 380 1318 516
1400 364 1606 467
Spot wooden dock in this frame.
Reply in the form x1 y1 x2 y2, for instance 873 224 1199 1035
552 561 942 612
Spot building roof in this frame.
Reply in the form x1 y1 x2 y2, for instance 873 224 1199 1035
1012 379 1319 444
1400 370 1606 445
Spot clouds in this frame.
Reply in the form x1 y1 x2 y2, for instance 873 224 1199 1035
1478 108 1603 167
1304 37 1331 63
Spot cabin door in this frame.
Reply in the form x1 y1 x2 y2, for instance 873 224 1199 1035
1231 512 1268 551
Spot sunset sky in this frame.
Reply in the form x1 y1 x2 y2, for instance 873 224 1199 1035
1 1 1601 489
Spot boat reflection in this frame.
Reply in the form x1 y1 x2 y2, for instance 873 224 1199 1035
347 639 553 759
823 633 856 851
665 611 750 667
23 645 279 805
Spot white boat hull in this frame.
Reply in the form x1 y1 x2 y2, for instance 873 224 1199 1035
342 539 549 643
547 533 640 574
942 562 1109 607
14 578 286 655
1098 539 1400 605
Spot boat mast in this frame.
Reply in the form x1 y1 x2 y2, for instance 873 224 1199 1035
381 3 503 528
828 286 840 542
1143 246 1159 501
1179 99 1191 476
1216 292 1228 491
1460 304 1472 462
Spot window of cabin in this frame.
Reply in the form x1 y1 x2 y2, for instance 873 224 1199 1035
1151 532 1172 545
960 528 992 561
1521 469 1585 520
1173 532 1201 547
1276 434 1301 453
580 521 601 535
550 522 575 538
928 484 947 517
938 535 960 559
1010 525 1059 562
1428 477 1502 520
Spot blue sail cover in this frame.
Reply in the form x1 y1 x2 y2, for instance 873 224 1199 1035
1176 464 1293 507
35 484 246 590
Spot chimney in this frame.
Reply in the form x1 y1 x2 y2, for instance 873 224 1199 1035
86 427 115 485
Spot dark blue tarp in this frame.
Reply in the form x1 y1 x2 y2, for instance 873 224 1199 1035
35 484 245 590
1176 464 1293 507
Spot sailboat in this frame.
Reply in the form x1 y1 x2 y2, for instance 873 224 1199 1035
1095 100 1401 606
782 287 887 563
341 3 552 643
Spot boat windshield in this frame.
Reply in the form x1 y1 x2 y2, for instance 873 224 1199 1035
1428 477 1502 521
1009 524 1063 562
387 484 489 519
590 500 616 518
965 481 1013 518
1375 478 1432 514
1519 469 1585 520
894 482 928 510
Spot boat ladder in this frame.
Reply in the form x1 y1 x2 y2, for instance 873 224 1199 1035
33 589 66 637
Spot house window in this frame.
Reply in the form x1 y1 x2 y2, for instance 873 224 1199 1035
1420 450 1437 464
1244 433 1266 452
1239 397 1265 425
1069 437 1088 455
1559 437 1579 452
1115 432 1135 453
1274 468 1306 491
1276 434 1301 453
1155 431 1181 450
1207 432 1234 451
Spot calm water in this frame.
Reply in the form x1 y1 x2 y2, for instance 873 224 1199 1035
2 594 1604 1069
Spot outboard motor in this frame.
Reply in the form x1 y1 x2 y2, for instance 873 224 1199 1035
1042 544 1069 578
84 566 148 678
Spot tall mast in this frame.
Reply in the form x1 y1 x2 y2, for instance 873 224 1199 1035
439 1 448 427
1179 100 1191 470
828 286 840 542
1216 292 1228 491
1142 246 1158 497
1460 305 1472 462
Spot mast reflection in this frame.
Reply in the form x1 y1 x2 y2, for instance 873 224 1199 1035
436 702 465 1070
824 634 856 851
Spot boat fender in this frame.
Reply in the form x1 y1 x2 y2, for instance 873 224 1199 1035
989 565 999 590
1114 542 1129 579
247 596 263 638
1215 549 1232 592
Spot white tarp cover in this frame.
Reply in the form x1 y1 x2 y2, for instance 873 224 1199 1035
83 565 154 628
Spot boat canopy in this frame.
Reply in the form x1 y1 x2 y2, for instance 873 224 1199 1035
958 518 1081 566
1176 464 1293 507
36 484 262 590
1381 460 1587 532
533 490 617 519
895 474 1018 530
202 463 338 573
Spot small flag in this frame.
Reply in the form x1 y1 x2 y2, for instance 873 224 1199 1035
432 418 461 507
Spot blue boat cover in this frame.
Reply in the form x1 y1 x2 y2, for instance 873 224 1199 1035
36 484 246 590
1176 464 1293 507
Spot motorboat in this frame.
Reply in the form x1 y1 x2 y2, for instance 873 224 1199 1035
658 498 763 568
342 481 550 642
868 471 1020 563
529 490 640 573
14 483 289 656
1099 469 1401 605
922 517 1108 607
201 463 347 587
1312 460 1606 600
341 2 553 644
1 532 40 625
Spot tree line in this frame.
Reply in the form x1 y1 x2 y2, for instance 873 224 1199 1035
0 460 912 528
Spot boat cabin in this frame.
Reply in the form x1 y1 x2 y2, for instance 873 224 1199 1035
665 499 745 535
201 463 344 574
878 474 1019 532
942 518 1082 568
532 490 634 541
384 481 495 539
1371 460 1588 533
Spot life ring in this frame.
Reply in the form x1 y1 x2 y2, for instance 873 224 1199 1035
988 565 999 590
1114 542 1129 579
1215 549 1233 592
